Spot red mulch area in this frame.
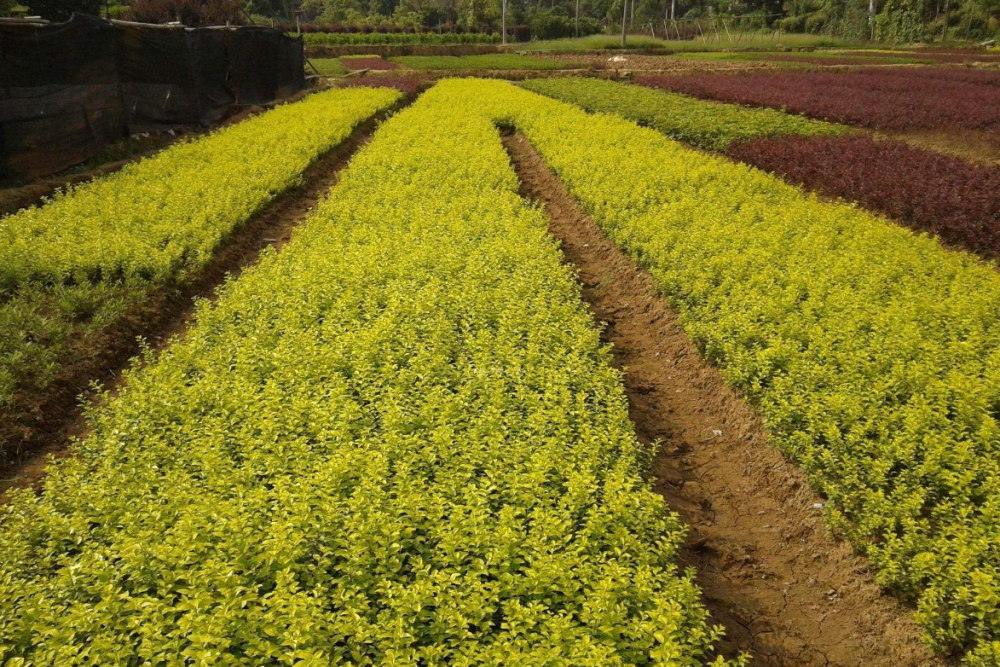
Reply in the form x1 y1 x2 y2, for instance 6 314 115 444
341 57 400 70
639 67 1000 131
726 133 1000 261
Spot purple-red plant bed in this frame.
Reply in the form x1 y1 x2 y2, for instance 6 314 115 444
341 57 400 71
339 75 422 96
766 55 900 66
639 68 1000 131
727 134 1000 261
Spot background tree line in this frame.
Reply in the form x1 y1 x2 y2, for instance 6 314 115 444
3 0 997 44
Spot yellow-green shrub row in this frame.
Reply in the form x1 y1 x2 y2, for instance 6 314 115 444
445 79 1000 664
0 88 400 412
520 77 845 150
0 82 739 666
0 87 400 292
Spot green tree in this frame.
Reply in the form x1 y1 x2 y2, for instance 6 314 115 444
873 0 923 41
24 0 101 19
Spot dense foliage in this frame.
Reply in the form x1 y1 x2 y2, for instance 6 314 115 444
639 68 1000 131
392 54 576 68
302 31 501 43
0 80 740 667
0 87 400 412
443 79 1000 663
296 20 493 31
125 0 244 26
726 134 1000 264
520 77 843 150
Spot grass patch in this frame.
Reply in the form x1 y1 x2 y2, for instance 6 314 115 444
521 77 845 150
310 57 348 76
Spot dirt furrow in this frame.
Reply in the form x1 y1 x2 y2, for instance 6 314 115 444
503 130 945 667
0 101 407 502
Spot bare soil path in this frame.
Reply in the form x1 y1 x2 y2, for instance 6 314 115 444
503 131 946 667
0 102 406 503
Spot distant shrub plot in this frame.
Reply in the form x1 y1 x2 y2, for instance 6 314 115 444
727 134 1000 262
639 68 1000 131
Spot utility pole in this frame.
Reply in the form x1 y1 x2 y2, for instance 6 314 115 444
575 0 580 37
940 0 951 41
869 0 876 39
621 0 628 47
502 0 507 44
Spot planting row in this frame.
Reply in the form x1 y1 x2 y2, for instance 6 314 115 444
392 54 578 70
640 67 1000 131
0 80 738 667
0 87 400 412
520 77 844 150
465 79 1000 663
528 78 1000 267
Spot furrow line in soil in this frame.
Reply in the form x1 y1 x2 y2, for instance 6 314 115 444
503 129 946 667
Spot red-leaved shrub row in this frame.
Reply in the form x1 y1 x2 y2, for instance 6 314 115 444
913 48 1000 64
639 68 1000 131
726 134 1000 261
769 50 1000 66
883 65 1000 86
339 76 423 96
341 57 400 70
766 55 900 66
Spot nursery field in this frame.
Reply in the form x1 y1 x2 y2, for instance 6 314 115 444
4 66 1000 666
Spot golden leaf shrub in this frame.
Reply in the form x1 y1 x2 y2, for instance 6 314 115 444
0 81 740 667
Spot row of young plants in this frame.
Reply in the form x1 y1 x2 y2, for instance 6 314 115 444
301 31 501 45
726 134 1000 262
0 80 739 667
463 78 1000 664
0 87 401 413
526 77 1000 268
391 54 577 70
520 77 844 150
639 67 1000 131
